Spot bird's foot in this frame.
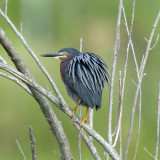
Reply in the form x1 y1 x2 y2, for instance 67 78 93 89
70 100 81 118
71 108 76 117
79 117 88 130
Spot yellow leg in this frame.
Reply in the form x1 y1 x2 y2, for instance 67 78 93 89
71 100 82 117
80 106 89 126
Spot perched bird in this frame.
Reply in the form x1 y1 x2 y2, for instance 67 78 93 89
41 48 109 126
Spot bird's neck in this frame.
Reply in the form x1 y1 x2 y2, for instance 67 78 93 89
60 54 76 82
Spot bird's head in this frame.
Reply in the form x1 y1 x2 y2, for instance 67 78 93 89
40 48 81 60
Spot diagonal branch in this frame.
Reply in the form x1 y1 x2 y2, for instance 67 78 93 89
29 125 36 160
113 0 136 148
133 86 142 160
0 27 121 160
73 123 101 160
122 6 139 79
123 10 160 160
0 8 67 108
155 80 160 160
0 58 121 160
5 0 8 15
0 71 32 95
108 0 123 145
0 27 73 160
16 139 26 160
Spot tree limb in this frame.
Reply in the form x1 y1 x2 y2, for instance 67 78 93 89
29 125 36 160
123 10 160 160
73 123 101 160
0 57 121 160
0 27 73 160
0 71 32 95
155 80 160 160
0 27 120 159
108 0 123 145
0 8 67 108
16 139 26 160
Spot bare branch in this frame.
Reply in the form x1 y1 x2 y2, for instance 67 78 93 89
108 0 123 145
0 28 73 160
133 87 142 160
139 11 160 79
122 6 139 78
79 37 83 160
73 123 101 160
5 0 8 15
0 55 7 64
150 34 159 51
112 71 122 147
0 61 120 160
0 63 60 106
155 80 160 160
16 139 26 160
0 8 67 108
113 0 136 149
20 22 23 34
29 125 36 160
123 11 160 160
53 150 61 159
0 71 32 95
119 125 122 159
89 108 94 143
144 148 155 159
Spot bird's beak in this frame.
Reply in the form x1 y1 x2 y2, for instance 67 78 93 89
40 53 63 59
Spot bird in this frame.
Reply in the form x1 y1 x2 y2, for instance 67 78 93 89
41 48 109 126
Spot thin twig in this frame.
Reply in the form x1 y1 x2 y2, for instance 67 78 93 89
112 70 122 137
0 63 58 102
0 55 7 64
108 0 123 145
122 6 139 79
5 0 8 15
0 71 32 95
0 8 67 108
89 109 94 143
73 122 101 160
155 80 160 160
133 87 142 160
123 11 160 160
139 11 160 79
113 0 136 148
149 34 159 51
29 125 36 160
79 37 83 160
53 150 61 159
119 124 122 159
144 148 155 159
20 22 23 34
112 71 122 147
16 139 26 160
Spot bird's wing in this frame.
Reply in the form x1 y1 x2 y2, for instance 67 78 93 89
64 53 109 109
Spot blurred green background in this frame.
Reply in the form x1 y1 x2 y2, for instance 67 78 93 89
0 0 160 159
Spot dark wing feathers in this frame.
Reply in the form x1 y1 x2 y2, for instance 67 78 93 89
64 53 109 109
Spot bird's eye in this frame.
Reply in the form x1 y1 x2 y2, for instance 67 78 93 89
63 52 67 55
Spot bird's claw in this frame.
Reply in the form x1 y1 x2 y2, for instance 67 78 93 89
79 118 88 130
71 108 76 117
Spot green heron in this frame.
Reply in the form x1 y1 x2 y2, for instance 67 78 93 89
41 48 109 126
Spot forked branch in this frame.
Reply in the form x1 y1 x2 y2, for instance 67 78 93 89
123 10 160 160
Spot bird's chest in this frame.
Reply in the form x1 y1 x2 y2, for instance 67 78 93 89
60 61 68 83
60 55 76 83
